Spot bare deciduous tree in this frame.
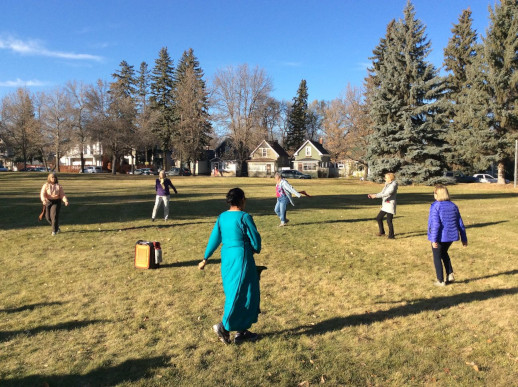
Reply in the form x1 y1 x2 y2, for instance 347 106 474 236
40 88 74 172
66 81 91 172
211 64 273 174
0 88 39 170
322 85 372 166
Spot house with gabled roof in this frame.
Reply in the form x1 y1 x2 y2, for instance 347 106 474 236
210 138 240 176
293 139 332 178
247 140 290 177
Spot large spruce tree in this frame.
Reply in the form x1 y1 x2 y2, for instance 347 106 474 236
172 48 212 173
476 0 518 184
366 2 450 184
107 60 137 174
150 47 176 170
285 79 309 152
443 8 479 171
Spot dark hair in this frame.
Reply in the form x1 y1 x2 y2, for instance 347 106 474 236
226 188 245 206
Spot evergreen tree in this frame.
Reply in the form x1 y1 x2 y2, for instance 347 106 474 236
107 60 137 174
443 8 479 171
150 47 176 170
366 2 450 184
285 79 309 152
477 0 518 183
172 48 212 173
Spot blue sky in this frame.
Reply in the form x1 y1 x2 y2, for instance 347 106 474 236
0 0 493 103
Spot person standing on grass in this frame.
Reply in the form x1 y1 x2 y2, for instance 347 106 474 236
368 172 398 239
199 188 262 344
274 172 310 227
151 170 177 222
40 173 69 236
428 184 468 286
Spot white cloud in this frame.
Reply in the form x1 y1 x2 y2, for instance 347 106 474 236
0 35 102 61
281 61 302 67
0 78 48 87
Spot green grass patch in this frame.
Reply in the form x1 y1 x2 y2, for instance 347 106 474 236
1 173 517 386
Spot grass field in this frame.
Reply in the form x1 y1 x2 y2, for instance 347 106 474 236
0 173 517 386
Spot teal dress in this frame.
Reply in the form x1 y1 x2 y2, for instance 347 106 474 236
204 210 262 331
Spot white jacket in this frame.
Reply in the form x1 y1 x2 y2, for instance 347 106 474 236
277 179 301 206
375 180 398 215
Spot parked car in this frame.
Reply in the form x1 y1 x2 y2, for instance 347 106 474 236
280 169 311 179
0 166 9 172
473 173 509 184
444 171 479 183
166 167 192 176
134 168 158 175
84 166 103 173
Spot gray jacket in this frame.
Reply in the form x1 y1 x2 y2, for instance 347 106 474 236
375 180 398 215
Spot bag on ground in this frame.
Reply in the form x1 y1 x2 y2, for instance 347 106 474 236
135 240 162 269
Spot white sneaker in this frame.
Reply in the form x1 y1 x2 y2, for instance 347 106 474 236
51 232 56 236
434 281 446 287
279 222 286 227
447 273 455 282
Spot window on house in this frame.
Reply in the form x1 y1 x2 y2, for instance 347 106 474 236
305 147 311 156
261 148 267 157
303 163 317 170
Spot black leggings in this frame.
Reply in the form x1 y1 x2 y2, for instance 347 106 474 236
376 210 394 238
432 242 453 282
45 200 62 233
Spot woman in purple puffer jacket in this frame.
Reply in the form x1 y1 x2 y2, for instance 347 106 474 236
151 171 178 222
427 185 468 286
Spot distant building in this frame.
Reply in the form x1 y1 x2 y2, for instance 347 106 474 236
292 139 331 178
247 140 290 177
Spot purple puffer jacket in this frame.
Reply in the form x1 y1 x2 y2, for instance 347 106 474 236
427 201 467 243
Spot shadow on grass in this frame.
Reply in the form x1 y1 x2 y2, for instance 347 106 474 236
0 301 65 314
1 356 170 387
1 193 362 230
274 287 518 337
398 191 517 205
395 220 509 239
0 319 107 342
161 259 221 268
457 269 518 284
295 217 374 226
66 220 213 233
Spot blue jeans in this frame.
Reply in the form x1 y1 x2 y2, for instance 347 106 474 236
274 196 290 222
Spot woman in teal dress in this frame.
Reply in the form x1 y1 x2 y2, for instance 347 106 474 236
199 188 262 344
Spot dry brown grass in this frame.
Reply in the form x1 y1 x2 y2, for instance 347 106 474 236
0 173 517 386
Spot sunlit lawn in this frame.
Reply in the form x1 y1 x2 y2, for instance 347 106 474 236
0 173 517 386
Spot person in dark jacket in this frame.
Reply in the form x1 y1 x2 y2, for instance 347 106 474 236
151 170 178 221
427 185 468 286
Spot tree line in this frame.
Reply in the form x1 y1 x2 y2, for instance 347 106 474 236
1 1 516 183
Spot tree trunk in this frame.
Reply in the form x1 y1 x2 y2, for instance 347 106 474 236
497 162 506 184
80 150 85 173
112 154 117 175
56 152 60 172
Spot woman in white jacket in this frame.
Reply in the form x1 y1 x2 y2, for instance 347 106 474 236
368 172 398 239
274 172 310 226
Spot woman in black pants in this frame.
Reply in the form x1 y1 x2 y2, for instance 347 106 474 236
40 173 69 235
368 172 398 239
